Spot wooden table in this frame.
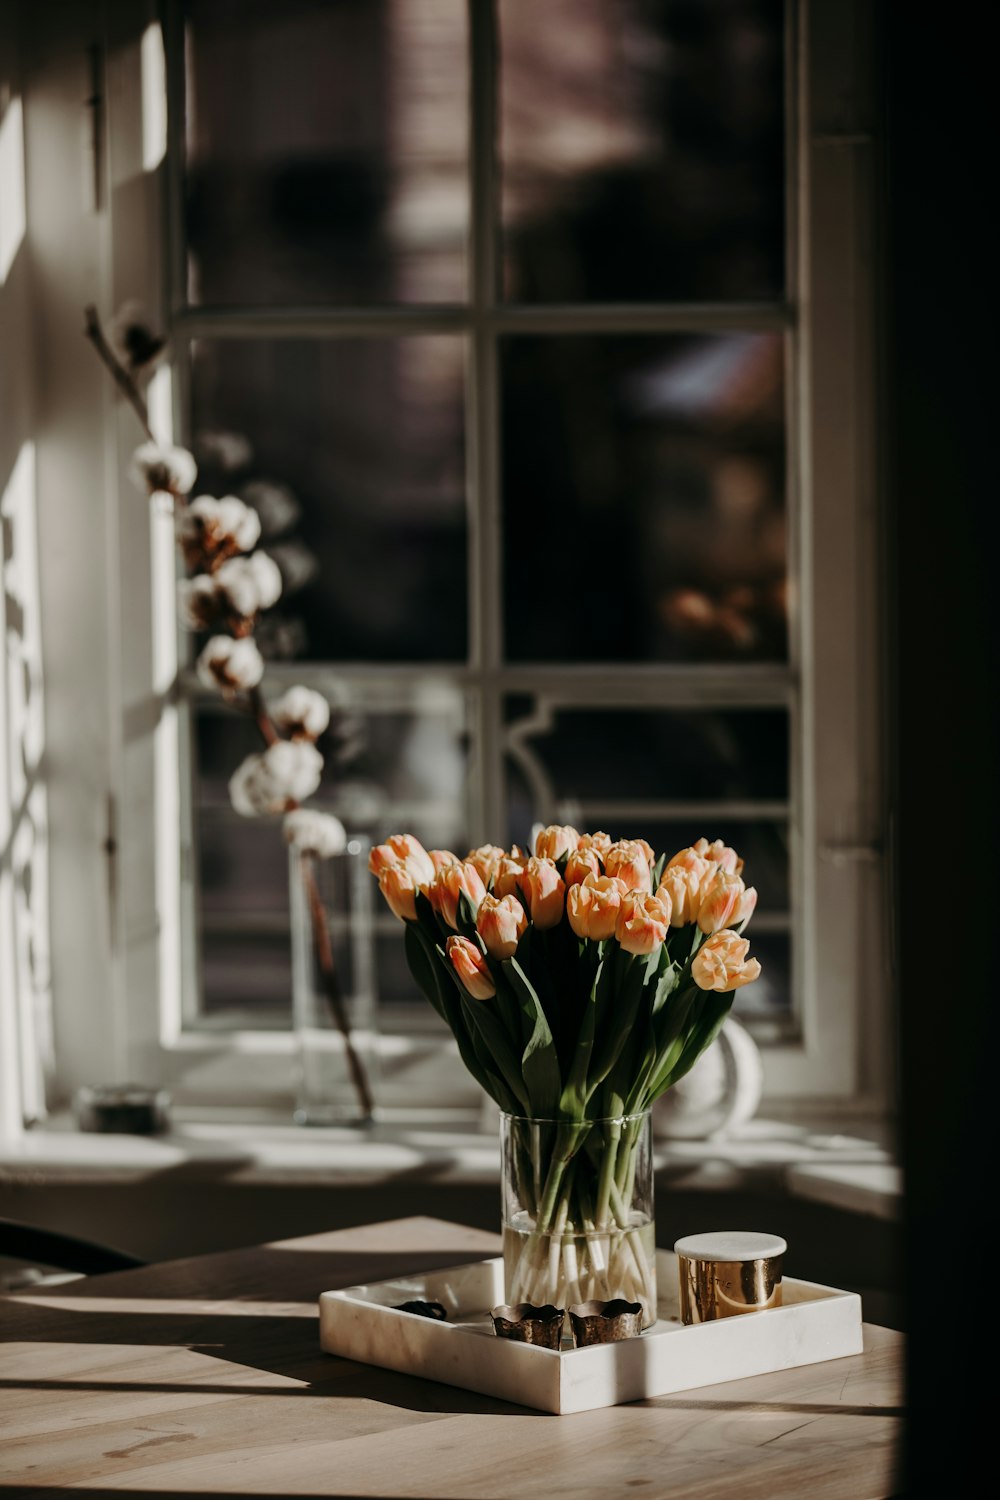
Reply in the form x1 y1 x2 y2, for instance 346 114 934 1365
0 1216 903 1497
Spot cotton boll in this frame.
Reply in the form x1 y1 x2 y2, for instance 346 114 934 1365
179 496 261 569
229 754 276 816
262 739 323 804
130 441 197 498
215 551 283 619
196 635 265 692
178 574 222 631
271 685 330 740
282 809 346 859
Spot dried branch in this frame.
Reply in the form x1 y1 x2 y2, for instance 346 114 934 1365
83 304 156 442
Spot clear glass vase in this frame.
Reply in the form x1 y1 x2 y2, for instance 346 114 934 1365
289 838 378 1125
500 1111 657 1326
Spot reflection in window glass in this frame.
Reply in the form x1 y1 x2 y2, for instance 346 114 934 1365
193 688 471 1023
189 338 467 662
503 702 789 803
183 0 468 304
501 333 787 662
499 0 785 302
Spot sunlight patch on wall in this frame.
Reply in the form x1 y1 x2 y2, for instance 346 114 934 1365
0 95 25 285
141 23 167 172
1 440 51 1124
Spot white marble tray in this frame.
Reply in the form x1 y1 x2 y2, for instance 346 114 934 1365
318 1251 863 1415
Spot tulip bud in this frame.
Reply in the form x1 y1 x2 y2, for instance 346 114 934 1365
666 846 715 881
519 857 566 929
615 890 670 955
369 843 400 877
566 875 625 941
692 930 762 992
535 824 580 861
655 865 704 926
446 935 496 1000
696 871 747 934
379 865 418 922
476 893 528 959
565 847 601 886
604 840 653 893
465 843 506 886
428 860 488 929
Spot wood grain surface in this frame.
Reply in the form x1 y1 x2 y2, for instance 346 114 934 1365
0 1215 903 1498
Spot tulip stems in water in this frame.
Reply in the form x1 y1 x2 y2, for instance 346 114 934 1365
83 305 157 443
301 852 374 1121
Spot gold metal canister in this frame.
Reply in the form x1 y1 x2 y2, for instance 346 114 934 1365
675 1232 787 1324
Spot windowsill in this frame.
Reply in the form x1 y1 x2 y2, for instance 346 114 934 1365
0 1110 899 1219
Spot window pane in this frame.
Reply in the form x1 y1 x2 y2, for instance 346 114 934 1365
504 701 789 802
193 686 472 1023
499 0 785 302
189 337 467 662
183 0 468 304
501 333 786 662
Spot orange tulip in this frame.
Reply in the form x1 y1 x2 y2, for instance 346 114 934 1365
465 843 506 885
655 865 704 926
535 824 580 860
692 930 761 992
519 856 566 929
565 847 602 886
735 884 758 927
378 865 418 922
429 849 461 873
428 861 487 929
615 891 670 955
604 840 653 893
476 893 528 959
666 846 715 881
696 871 748 934
446 936 496 1000
566 875 625 941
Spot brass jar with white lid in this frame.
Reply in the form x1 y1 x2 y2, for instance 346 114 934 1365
674 1231 787 1324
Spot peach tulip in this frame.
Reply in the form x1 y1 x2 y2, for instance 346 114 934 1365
696 871 749 934
615 891 670 955
378 865 418 922
564 847 602 886
428 860 487 929
476 893 528 959
519 857 566 929
493 854 527 898
604 839 653 893
577 830 612 857
566 874 625 941
429 849 461 873
535 824 580 861
693 836 743 875
692 930 761 992
465 843 506 885
665 846 715 882
446 936 496 1000
655 865 704 926
385 834 436 885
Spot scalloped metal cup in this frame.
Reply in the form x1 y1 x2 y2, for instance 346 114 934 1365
491 1302 565 1348
569 1298 645 1346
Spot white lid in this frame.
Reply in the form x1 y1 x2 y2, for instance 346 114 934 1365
673 1231 786 1262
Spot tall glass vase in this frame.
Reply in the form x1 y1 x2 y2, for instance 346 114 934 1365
500 1111 657 1326
289 837 377 1125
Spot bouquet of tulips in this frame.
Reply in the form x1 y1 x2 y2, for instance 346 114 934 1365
370 827 761 1319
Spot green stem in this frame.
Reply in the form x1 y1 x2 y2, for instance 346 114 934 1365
594 1123 621 1230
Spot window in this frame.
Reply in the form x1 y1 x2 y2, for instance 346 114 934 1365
4 0 888 1121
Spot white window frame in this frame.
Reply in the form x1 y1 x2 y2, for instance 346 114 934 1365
12 0 889 1125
